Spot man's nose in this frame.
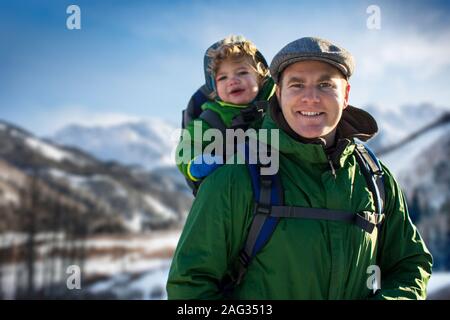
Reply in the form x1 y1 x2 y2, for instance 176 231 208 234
301 86 320 103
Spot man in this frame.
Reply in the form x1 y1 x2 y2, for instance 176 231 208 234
167 37 433 299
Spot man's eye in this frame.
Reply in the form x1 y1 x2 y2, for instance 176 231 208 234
319 82 332 88
290 83 304 88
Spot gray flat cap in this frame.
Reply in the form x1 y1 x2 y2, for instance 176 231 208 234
270 37 355 82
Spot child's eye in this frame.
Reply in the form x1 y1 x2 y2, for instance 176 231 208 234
216 76 227 81
238 71 249 76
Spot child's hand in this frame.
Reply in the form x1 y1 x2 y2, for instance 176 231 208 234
188 154 223 179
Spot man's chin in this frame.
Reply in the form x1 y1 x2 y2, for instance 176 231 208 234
293 127 325 140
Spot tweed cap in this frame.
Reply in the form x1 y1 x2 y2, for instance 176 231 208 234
270 37 355 82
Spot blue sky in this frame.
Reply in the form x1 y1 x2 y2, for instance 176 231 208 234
1 0 450 135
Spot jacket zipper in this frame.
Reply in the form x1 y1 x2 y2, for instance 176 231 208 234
327 156 337 179
318 141 337 179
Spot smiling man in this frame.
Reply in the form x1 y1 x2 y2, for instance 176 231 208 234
276 60 350 146
167 37 433 300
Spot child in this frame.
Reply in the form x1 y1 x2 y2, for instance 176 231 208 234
176 35 275 192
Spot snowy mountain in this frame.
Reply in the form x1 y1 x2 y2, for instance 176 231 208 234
362 103 447 151
361 103 450 209
369 106 450 271
50 119 179 171
0 119 192 234
48 104 448 172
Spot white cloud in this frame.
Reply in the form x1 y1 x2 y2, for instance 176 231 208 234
356 29 450 80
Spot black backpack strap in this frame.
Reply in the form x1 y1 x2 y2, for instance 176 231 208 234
185 179 202 197
230 102 267 129
181 85 211 195
219 153 282 296
354 143 386 266
354 144 385 216
243 174 277 258
182 85 210 129
232 174 274 290
199 109 227 135
271 206 383 234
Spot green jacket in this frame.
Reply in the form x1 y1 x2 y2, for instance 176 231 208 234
167 102 433 300
176 78 275 181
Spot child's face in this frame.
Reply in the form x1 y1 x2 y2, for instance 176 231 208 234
215 58 260 105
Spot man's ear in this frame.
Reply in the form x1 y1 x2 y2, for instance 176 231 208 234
343 82 351 109
275 84 281 101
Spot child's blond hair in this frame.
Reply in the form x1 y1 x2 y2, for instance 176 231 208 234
207 35 269 98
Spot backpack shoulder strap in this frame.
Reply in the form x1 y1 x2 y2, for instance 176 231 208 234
199 109 227 134
182 85 211 195
230 101 267 129
353 143 386 271
182 85 210 129
243 162 283 259
219 144 283 295
354 143 385 215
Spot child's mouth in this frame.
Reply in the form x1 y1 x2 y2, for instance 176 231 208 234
229 88 245 96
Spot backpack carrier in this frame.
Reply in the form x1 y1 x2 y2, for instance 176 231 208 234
219 142 386 297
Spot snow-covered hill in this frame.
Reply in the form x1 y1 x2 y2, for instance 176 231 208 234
371 107 450 271
363 103 447 151
0 119 192 233
48 104 448 172
50 119 179 171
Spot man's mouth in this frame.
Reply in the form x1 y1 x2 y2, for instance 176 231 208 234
296 111 325 117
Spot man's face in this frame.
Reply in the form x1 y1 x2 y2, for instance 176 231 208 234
215 57 260 105
276 60 350 144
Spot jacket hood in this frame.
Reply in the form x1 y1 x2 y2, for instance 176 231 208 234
203 37 272 103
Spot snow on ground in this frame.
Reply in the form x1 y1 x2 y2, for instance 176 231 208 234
86 259 171 299
144 194 178 220
0 257 171 300
126 261 171 299
0 230 182 257
0 230 182 299
427 272 450 295
0 188 19 206
83 254 170 276
25 136 76 163
8 129 26 139
46 169 130 200
0 232 28 248
46 168 87 188
70 231 181 251
0 259 67 299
